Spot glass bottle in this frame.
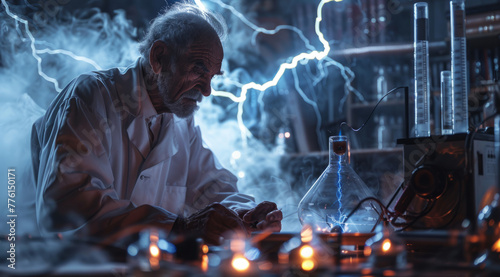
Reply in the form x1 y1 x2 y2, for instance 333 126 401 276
297 136 379 233
376 67 388 102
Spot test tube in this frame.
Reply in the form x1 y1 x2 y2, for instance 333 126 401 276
450 0 469 133
441 71 453 135
414 2 431 137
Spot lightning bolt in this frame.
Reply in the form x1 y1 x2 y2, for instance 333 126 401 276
203 0 335 144
205 0 315 51
3 0 358 150
1 0 103 93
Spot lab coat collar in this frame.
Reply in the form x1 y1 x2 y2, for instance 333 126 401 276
117 58 157 119
140 113 180 170
124 58 179 166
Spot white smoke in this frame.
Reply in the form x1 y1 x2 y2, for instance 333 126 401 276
0 4 140 236
0 0 303 239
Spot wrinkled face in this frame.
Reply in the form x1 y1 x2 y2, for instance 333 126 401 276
158 32 223 118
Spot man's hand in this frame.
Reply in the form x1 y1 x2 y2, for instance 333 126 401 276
240 201 282 233
172 203 246 245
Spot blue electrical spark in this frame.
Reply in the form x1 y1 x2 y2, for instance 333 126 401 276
1 0 104 93
197 0 362 148
204 0 315 50
199 0 336 144
3 0 360 151
1 0 63 92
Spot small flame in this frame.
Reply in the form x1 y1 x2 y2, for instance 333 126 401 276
201 254 209 273
301 260 315 271
150 245 160 258
299 245 314 259
232 254 250 272
492 238 500 252
382 239 392 252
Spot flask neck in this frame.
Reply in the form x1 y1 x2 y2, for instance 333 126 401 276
329 141 348 165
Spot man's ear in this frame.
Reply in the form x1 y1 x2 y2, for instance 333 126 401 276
149 40 170 74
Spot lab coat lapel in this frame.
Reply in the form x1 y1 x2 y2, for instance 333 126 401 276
140 113 179 170
126 115 151 159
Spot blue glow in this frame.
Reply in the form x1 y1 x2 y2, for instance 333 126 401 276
127 245 139 257
336 157 346 228
1 0 63 92
203 0 336 144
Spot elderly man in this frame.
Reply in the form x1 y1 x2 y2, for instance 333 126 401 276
31 2 282 245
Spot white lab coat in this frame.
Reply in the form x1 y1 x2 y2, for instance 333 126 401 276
31 58 255 238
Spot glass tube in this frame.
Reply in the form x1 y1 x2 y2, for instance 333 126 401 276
450 0 469 133
414 2 431 137
441 71 453 135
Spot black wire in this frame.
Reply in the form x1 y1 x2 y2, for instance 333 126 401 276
464 112 498 176
396 200 436 231
343 196 389 228
340 86 407 132
386 180 404 211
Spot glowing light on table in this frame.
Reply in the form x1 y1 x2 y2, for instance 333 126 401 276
299 245 314 259
301 259 315 271
382 239 392 252
232 255 250 272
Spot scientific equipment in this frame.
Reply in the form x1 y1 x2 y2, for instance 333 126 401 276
297 136 379 233
450 0 469 134
414 2 431 137
441 71 453 135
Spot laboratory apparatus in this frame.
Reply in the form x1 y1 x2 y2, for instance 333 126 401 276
450 0 469 134
441 71 453 135
414 2 431 137
297 136 379 233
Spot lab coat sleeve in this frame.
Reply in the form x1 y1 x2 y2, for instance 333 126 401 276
34 81 177 239
183 120 256 215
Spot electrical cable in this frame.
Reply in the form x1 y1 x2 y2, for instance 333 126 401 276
340 86 407 132
396 200 436 231
343 196 390 231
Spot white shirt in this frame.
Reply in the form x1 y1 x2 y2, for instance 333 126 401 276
31 59 254 237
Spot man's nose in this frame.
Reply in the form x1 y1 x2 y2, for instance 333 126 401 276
201 81 211 97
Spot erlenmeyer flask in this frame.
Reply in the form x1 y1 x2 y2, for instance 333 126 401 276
298 136 379 233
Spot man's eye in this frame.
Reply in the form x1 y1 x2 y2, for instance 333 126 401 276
193 64 208 75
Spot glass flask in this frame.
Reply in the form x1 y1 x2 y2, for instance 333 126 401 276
298 136 379 233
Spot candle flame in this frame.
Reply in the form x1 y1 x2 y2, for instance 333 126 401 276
301 260 315 271
201 254 209 273
492 238 500 252
232 255 250 272
382 239 392 252
150 245 160 257
299 245 314 259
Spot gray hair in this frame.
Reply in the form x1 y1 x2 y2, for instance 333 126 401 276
138 2 227 62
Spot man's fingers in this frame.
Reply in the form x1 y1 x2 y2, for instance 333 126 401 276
195 203 247 245
242 201 278 222
266 209 283 222
256 220 282 232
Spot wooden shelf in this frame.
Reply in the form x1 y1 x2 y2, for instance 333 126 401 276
350 100 405 110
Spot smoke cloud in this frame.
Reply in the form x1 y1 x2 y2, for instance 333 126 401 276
0 0 306 239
